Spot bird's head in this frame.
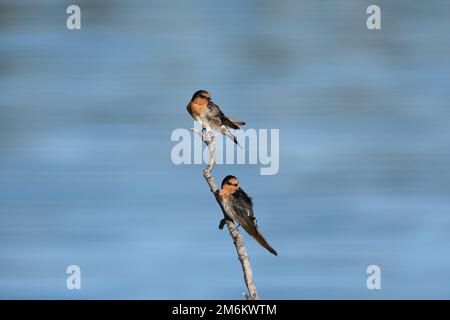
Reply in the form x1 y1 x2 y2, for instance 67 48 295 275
191 90 212 106
221 175 240 193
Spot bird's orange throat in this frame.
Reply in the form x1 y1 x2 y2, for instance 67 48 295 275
189 100 207 117
219 185 238 200
219 189 230 200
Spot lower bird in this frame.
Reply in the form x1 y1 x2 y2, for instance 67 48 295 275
187 90 245 146
217 175 278 256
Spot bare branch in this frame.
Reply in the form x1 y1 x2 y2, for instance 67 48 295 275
191 128 259 300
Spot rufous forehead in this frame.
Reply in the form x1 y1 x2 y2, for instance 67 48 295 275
229 178 238 185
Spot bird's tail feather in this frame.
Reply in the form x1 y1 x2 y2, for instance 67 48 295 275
242 224 278 256
223 128 243 149
223 117 245 129
227 117 246 126
251 229 278 256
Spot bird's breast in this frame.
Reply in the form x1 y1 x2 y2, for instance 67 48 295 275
189 102 206 117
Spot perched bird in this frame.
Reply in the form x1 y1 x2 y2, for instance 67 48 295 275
217 175 278 256
187 90 246 146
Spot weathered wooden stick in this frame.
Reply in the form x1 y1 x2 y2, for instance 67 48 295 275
192 128 259 300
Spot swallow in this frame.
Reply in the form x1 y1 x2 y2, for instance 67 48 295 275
187 90 246 146
217 175 277 256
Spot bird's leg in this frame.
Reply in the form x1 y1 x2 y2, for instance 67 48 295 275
191 127 215 144
218 218 240 230
200 127 209 142
218 215 234 230
201 127 216 142
218 218 227 230
202 127 215 140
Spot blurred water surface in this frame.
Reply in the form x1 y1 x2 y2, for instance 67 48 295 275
1 0 450 298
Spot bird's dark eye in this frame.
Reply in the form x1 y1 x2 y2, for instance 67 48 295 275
227 182 238 187
198 94 211 101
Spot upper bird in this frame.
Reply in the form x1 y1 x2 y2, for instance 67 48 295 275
187 90 246 146
218 175 278 256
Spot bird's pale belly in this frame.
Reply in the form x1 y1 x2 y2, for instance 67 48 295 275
220 198 237 222
196 114 213 131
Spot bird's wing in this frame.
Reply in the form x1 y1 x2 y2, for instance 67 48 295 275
186 103 195 119
229 188 278 255
230 188 253 215
226 117 246 126
207 103 241 129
